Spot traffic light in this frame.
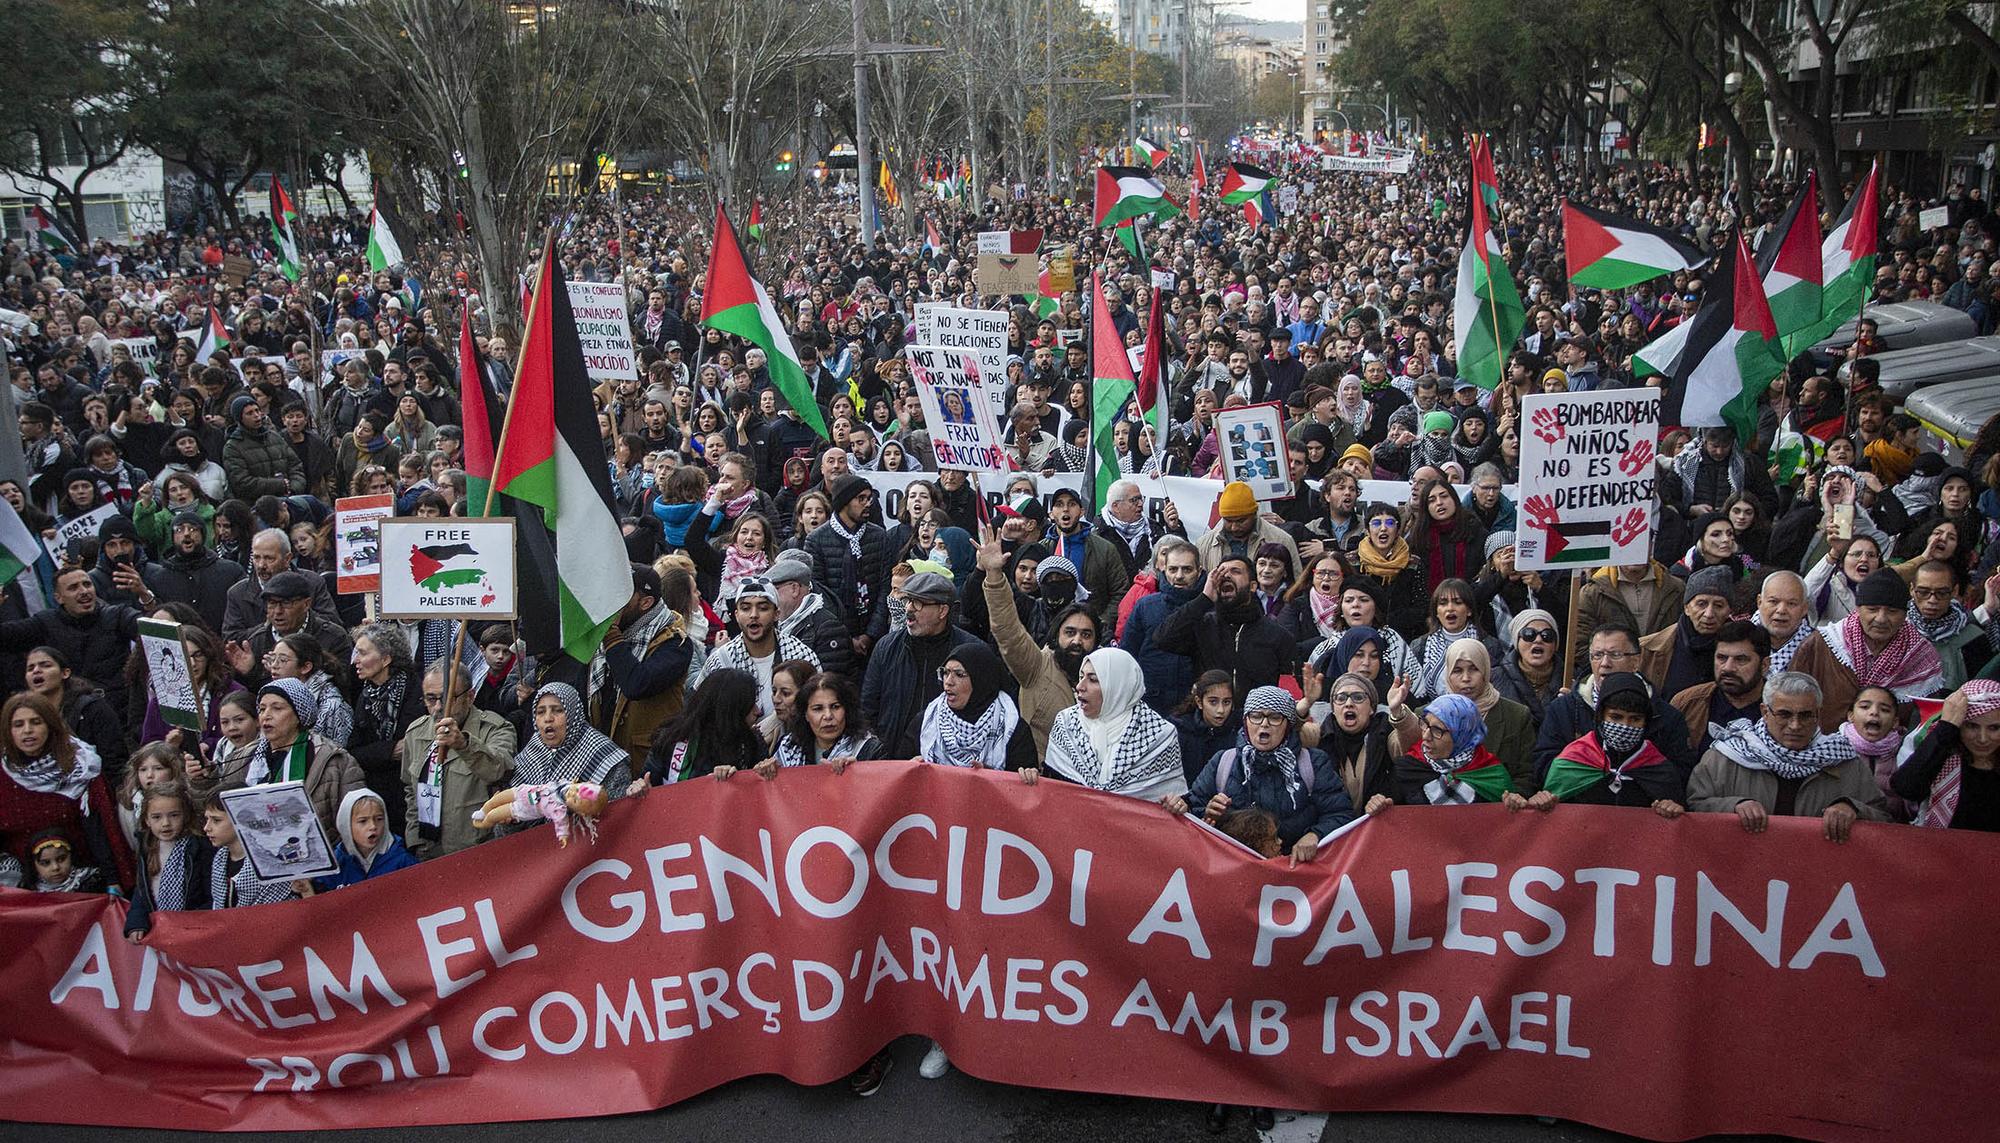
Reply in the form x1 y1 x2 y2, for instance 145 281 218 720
776 150 795 172
453 149 469 178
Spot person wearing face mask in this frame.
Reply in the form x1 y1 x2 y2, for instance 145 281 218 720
1790 568 1945 732
1186 685 1353 863
1515 672 1687 816
1026 556 1088 646
977 528 1100 755
1152 556 1293 713
1530 623 1700 788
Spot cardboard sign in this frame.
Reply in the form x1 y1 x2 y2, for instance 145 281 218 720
1515 390 1660 571
913 304 1010 416
217 781 339 885
377 517 518 619
137 618 200 731
975 253 1040 297
1213 402 1292 502
219 254 256 286
908 344 1008 472
565 279 637 382
1046 246 1076 293
333 493 396 594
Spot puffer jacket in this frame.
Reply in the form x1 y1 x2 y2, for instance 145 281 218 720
150 545 246 634
222 424 306 499
800 519 893 637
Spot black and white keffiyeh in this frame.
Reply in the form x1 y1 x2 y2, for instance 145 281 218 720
1908 599 1971 644
919 689 1021 770
513 683 631 786
777 731 882 768
1042 649 1184 798
1712 720 1857 781
1413 625 1478 701
151 836 195 911
5 740 103 806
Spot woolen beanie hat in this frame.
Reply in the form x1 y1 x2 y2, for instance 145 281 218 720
828 473 870 516
1242 685 1299 723
1855 567 1911 610
1421 410 1455 436
229 394 258 425
1484 530 1516 561
1217 481 1258 519
1340 443 1374 467
1035 554 1079 584
1685 565 1735 602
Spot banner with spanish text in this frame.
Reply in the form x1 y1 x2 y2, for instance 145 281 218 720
1 763 1993 1140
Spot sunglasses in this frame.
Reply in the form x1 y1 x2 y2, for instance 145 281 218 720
1518 627 1558 644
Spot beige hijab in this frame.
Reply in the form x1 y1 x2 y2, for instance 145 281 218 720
1444 637 1501 719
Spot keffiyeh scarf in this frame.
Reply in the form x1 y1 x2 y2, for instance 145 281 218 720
1908 600 1971 644
1712 720 1857 781
5 742 102 806
918 691 1021 771
1044 703 1182 797
514 684 630 787
776 731 879 768
1754 613 1813 674
1100 507 1152 557
1413 625 1477 701
1823 613 1944 700
1912 679 2000 828
1236 730 1305 811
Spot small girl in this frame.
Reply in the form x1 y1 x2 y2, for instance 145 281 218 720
718 513 776 605
30 831 107 893
117 743 186 847
1170 671 1240 786
1842 685 1909 820
124 784 204 938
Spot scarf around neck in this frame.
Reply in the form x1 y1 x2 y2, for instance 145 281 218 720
1237 728 1305 810
1713 720 1857 781
919 689 1021 770
1825 613 1943 700
1545 732 1667 800
1100 506 1151 553
1357 536 1413 578
1908 600 1970 644
5 741 101 805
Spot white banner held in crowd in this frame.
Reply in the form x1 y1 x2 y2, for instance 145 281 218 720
566 279 637 382
857 469 1084 525
908 345 1007 472
1515 390 1659 572
913 304 1009 415
111 337 158 372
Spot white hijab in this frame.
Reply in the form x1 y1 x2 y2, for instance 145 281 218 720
1079 648 1146 770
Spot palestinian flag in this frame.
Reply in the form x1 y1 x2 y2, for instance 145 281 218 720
1031 266 1061 320
1220 162 1275 228
409 542 487 594
1528 516 1613 565
269 177 302 282
1111 217 1144 261
1087 270 1138 510
1543 736 1669 802
1630 318 1690 380
1663 233 1785 445
1452 151 1524 392
25 205 75 253
1470 135 1501 212
1796 160 1881 349
0 497 54 613
1755 172 1825 355
924 215 944 257
492 233 630 666
458 306 501 513
1134 137 1168 168
1189 147 1207 223
747 200 764 243
1135 286 1169 437
1562 201 1707 289
1404 744 1516 803
1095 166 1176 228
193 306 230 362
701 203 829 439
366 191 409 272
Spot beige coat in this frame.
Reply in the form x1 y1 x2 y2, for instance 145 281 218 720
985 571 1072 756
1686 748 1891 820
1194 518 1301 577
401 706 519 859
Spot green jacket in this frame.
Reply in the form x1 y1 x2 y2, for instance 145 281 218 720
134 497 214 553
222 425 306 499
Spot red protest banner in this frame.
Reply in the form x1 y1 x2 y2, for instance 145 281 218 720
2 762 1995 1140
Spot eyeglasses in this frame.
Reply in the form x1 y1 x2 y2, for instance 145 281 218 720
1244 712 1290 726
1518 628 1558 644
1766 707 1818 725
1331 690 1371 704
1588 649 1638 662
936 667 970 682
1911 587 1954 602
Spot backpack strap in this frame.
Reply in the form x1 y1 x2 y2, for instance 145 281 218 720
1298 751 1315 793
1215 748 1238 795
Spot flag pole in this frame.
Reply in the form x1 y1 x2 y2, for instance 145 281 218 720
1476 137 1510 392
1562 563 1587 688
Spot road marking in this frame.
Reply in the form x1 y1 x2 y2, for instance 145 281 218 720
1260 1110 1328 1143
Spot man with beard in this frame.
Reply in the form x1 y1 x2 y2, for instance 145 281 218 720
1754 571 1811 673
1121 537 1206 713
148 509 245 634
1667 620 1769 754
862 572 981 756
1637 566 1735 698
1195 481 1300 573
1043 486 1129 626
599 565 699 766
978 529 1099 754
699 578 819 718
768 554 852 676
1152 555 1293 714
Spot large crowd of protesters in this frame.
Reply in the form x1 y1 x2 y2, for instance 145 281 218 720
3 142 2000 1114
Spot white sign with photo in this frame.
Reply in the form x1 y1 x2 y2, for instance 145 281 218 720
1213 402 1293 502
220 782 339 885
914 304 1010 415
137 618 200 731
908 344 1008 473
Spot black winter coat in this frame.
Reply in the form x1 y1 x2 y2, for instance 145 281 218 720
1151 595 1293 711
801 519 893 637
151 547 247 634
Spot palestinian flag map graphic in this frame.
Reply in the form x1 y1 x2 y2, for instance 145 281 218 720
409 542 496 604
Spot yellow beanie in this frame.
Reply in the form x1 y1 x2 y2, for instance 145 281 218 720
1217 481 1258 519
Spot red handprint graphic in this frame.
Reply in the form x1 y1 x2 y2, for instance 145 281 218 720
1618 438 1655 477
1523 493 1567 556
1530 406 1565 445
1612 506 1649 547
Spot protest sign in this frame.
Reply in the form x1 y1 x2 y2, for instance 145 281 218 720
914 304 1010 416
976 230 1042 254
975 253 1039 297
1046 246 1076 293
217 782 339 885
219 254 255 286
2 766 1994 1141
53 502 118 557
377 518 517 619
1278 185 1300 215
1515 391 1658 572
137 618 200 731
565 280 637 382
333 494 395 594
111 337 159 373
1919 205 1951 231
908 345 1007 473
319 348 370 385
1213 403 1292 501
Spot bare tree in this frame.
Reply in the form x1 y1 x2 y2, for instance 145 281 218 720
307 0 644 330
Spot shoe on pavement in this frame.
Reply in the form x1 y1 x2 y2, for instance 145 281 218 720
848 1052 893 1097
1205 1103 1229 1134
1252 1107 1276 1131
919 1041 950 1079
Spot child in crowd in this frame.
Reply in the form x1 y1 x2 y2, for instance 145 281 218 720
117 743 186 848
197 793 304 911
1843 685 1909 820
30 832 107 894
317 789 417 890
